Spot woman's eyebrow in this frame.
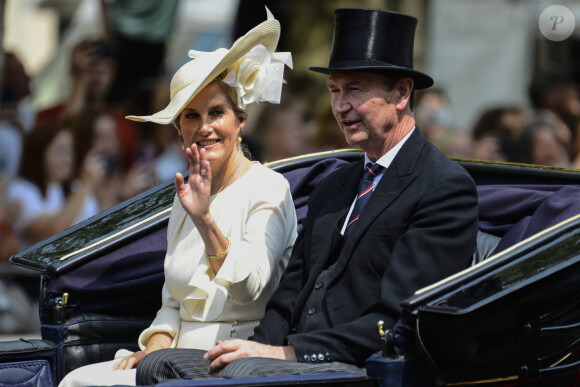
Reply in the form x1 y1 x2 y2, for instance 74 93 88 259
209 103 227 109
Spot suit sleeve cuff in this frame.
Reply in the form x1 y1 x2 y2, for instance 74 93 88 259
287 334 333 363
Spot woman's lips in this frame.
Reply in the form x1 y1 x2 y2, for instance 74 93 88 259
197 139 220 148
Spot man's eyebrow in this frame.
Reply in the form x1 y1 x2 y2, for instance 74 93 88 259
327 79 364 88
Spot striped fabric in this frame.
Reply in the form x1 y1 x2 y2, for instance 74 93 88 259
345 163 385 232
136 349 366 384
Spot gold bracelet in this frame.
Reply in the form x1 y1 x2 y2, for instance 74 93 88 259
205 237 231 260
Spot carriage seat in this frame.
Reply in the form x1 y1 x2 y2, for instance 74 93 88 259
471 230 500 265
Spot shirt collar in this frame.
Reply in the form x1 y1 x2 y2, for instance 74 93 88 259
364 126 415 169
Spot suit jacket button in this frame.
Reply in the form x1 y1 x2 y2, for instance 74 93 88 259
315 282 322 290
304 354 310 361
318 353 325 361
308 307 316 315
310 354 317 362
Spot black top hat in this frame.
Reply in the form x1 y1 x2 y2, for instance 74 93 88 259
309 8 434 90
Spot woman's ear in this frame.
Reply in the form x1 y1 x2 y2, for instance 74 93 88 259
173 116 182 134
395 77 414 111
237 115 247 132
173 120 185 148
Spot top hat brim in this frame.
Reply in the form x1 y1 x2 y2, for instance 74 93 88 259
308 64 434 90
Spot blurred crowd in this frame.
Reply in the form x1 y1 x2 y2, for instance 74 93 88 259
416 78 580 168
0 0 579 334
2 41 579 262
0 0 186 334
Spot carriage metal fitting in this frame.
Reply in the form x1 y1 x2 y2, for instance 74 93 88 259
56 292 68 308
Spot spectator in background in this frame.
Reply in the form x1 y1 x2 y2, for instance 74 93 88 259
35 39 141 175
0 52 33 183
414 88 474 159
415 88 454 144
150 124 187 183
69 110 155 211
97 0 181 185
0 184 36 335
570 117 580 169
253 90 315 162
0 184 19 261
528 76 580 169
529 76 580 150
100 0 178 118
0 52 35 131
0 52 40 336
517 114 572 168
309 98 349 152
471 106 526 162
36 39 114 123
435 129 474 159
6 122 102 250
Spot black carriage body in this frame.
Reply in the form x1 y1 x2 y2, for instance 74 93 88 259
4 151 580 386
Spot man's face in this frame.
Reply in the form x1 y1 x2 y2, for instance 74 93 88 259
327 72 400 160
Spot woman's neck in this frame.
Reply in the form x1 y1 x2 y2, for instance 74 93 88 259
210 151 245 195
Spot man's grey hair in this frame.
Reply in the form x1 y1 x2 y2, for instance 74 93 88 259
377 73 415 111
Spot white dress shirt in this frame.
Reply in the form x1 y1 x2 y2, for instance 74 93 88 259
341 127 415 234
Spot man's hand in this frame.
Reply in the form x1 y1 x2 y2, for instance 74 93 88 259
204 340 296 375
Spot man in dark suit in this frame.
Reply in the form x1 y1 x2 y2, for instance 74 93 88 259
136 8 478 383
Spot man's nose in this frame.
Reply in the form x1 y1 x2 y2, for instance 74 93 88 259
333 94 351 113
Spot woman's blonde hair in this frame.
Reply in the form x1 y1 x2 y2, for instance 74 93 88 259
173 70 248 129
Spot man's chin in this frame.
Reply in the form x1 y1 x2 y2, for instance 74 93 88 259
344 135 368 148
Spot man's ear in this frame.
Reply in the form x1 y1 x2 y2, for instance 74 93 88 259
395 77 414 111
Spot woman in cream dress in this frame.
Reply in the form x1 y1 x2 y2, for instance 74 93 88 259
59 8 296 386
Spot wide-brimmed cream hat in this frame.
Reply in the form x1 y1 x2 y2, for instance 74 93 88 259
126 7 292 125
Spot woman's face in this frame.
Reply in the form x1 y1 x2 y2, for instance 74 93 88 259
176 82 245 172
93 114 119 154
45 129 74 183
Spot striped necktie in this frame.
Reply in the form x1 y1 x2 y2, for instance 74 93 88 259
345 163 385 232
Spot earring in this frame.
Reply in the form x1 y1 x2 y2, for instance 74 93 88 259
182 144 186 150
237 136 242 143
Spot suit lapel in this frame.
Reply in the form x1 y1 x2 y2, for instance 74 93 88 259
308 161 362 272
332 129 427 275
291 161 362 321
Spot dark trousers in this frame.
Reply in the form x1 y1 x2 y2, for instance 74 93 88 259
136 348 366 384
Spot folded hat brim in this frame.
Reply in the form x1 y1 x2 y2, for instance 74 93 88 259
127 16 281 125
308 65 434 90
127 50 230 125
